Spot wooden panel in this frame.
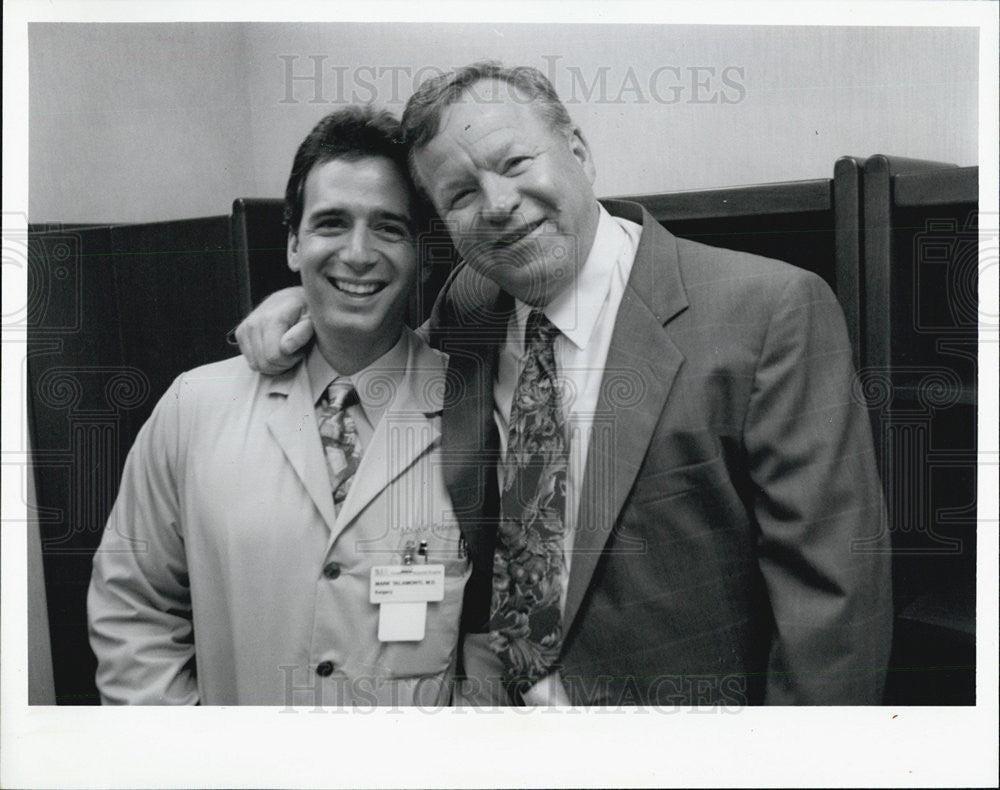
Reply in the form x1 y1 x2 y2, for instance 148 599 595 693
862 157 976 395
27 402 56 704
895 166 978 208
862 156 960 374
860 157 977 705
28 224 121 705
619 183 841 340
230 198 297 310
110 216 240 431
28 222 114 233
833 156 867 370
28 217 243 705
885 573 975 705
616 179 831 222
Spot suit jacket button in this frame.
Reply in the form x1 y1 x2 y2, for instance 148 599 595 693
322 562 341 580
316 661 334 677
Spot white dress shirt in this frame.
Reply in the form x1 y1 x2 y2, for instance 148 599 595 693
306 331 410 452
495 205 641 590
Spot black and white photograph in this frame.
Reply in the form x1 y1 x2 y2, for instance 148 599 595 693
3 1 997 787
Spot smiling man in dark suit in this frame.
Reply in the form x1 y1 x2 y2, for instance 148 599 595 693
237 62 892 706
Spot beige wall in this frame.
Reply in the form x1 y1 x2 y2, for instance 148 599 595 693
30 24 257 223
30 23 978 224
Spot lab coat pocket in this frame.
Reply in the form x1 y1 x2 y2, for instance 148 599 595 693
380 557 471 679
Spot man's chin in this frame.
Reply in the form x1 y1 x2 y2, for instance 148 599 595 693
475 263 571 306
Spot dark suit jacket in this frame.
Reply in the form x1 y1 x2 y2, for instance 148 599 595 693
427 200 892 705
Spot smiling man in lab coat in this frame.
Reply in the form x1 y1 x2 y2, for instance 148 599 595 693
88 106 471 706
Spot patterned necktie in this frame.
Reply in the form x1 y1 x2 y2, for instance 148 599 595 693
316 378 363 509
489 310 568 699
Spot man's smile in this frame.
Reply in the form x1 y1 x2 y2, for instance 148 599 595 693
494 219 546 248
326 276 389 296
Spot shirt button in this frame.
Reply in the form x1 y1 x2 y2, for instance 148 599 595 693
316 661 334 677
322 562 341 580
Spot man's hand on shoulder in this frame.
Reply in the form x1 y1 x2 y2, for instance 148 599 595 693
235 286 313 374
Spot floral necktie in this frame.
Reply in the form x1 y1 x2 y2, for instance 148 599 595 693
489 310 568 700
316 378 362 509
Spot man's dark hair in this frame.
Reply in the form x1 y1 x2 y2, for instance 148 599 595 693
400 61 575 191
284 105 416 234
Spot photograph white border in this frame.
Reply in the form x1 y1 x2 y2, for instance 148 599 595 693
3 2 998 787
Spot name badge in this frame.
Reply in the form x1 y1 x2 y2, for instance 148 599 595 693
369 564 445 603
370 564 444 642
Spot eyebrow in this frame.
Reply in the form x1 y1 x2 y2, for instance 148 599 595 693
305 207 414 227
490 139 526 164
371 209 414 227
435 175 475 200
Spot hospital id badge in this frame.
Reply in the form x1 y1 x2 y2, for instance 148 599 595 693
370 564 444 642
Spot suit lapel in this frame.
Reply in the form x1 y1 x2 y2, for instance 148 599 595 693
434 266 511 631
436 266 511 539
562 202 690 633
265 362 339 535
330 331 445 543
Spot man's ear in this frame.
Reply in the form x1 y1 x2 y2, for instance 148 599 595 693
287 230 300 272
567 126 597 186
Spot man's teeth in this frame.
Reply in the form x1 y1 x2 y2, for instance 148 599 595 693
331 279 385 295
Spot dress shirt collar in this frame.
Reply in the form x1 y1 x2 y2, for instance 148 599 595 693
512 204 634 351
306 332 409 427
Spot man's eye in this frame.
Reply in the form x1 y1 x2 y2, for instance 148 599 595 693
375 224 411 241
503 156 531 174
448 189 476 210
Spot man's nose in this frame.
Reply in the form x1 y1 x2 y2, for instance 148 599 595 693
339 225 378 268
479 174 520 226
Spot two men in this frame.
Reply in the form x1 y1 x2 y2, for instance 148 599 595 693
241 62 893 705
88 107 470 705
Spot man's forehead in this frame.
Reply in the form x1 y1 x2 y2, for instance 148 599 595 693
431 80 547 141
302 156 413 215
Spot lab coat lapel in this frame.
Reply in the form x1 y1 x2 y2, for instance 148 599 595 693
329 332 445 543
265 361 339 535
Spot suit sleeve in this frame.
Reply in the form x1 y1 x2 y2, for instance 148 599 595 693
742 271 892 704
87 375 198 704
